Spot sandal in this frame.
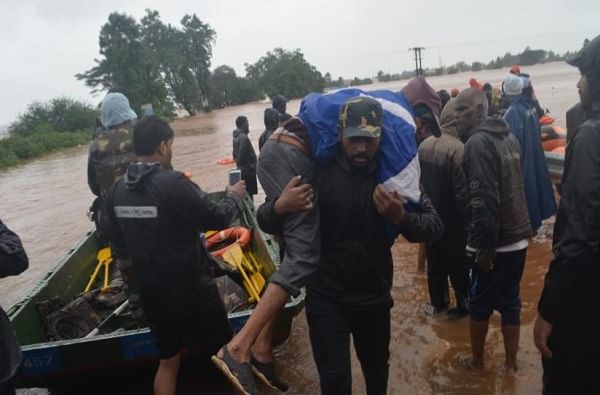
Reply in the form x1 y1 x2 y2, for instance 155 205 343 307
251 355 289 392
211 346 261 395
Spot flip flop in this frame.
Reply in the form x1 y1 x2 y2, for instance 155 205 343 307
251 355 289 392
211 346 261 395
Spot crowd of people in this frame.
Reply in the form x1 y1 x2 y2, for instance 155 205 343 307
2 35 599 395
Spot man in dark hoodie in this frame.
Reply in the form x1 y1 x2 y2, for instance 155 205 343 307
258 108 280 151
418 99 470 319
233 116 258 198
0 220 28 395
534 34 600 395
455 88 532 372
106 116 246 395
272 95 290 121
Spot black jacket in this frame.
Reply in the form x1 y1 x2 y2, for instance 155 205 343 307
539 102 600 323
462 118 532 253
0 220 28 383
258 152 443 306
107 163 241 322
419 100 469 243
232 129 257 170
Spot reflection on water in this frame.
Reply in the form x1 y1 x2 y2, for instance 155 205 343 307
1 62 577 394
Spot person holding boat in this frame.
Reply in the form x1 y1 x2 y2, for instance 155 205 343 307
106 115 246 395
255 96 443 395
534 34 600 395
455 88 532 372
0 220 29 395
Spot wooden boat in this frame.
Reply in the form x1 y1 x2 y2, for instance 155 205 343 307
7 192 305 387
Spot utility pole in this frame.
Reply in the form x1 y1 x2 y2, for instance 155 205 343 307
409 47 425 76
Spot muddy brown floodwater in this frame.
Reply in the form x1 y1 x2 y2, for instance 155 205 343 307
0 62 579 394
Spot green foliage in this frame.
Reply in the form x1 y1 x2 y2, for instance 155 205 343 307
140 10 216 116
0 131 90 169
245 48 325 99
208 65 261 109
76 12 174 118
9 98 97 136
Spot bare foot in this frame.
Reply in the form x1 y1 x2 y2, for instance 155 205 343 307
460 355 484 370
504 360 518 375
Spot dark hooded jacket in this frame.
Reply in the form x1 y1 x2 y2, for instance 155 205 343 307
232 128 258 195
462 118 532 252
538 102 600 323
418 99 469 243
0 220 28 384
504 95 557 231
106 163 242 322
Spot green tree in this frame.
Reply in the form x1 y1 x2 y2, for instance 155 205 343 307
245 48 325 99
76 12 173 117
208 65 259 108
9 98 97 136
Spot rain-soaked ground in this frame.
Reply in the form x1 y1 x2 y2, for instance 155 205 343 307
0 62 577 394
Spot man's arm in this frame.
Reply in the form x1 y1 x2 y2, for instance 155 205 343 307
105 184 129 260
0 220 29 278
396 192 444 242
450 146 471 228
256 176 315 235
538 126 600 324
171 174 244 231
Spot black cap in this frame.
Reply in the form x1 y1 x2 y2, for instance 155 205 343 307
339 96 383 139
567 35 600 75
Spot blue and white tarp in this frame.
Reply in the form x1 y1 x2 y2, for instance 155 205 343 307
299 88 421 206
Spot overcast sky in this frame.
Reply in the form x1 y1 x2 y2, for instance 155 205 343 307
0 0 597 125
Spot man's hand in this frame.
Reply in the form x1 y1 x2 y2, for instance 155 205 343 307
533 315 553 359
373 185 405 225
274 175 314 215
476 249 495 272
227 180 246 197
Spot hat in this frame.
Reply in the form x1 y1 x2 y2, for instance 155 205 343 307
568 35 600 75
339 96 383 139
101 93 137 129
503 74 523 96
400 76 442 137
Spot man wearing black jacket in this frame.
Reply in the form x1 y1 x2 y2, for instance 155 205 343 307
233 116 258 198
0 220 29 395
455 88 532 372
534 35 600 395
257 97 443 395
106 116 246 395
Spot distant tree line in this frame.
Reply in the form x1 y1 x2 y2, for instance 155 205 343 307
77 10 325 117
324 46 579 88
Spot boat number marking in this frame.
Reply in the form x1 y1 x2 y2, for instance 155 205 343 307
23 355 53 368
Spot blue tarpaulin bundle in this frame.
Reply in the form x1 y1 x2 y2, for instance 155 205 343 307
299 88 421 205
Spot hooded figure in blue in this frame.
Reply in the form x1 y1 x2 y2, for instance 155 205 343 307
503 74 557 231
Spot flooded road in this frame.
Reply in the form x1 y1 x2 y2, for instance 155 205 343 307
0 62 578 394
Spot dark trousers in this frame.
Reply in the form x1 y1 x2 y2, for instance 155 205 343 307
305 291 391 395
426 238 469 309
542 265 600 395
0 378 15 395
